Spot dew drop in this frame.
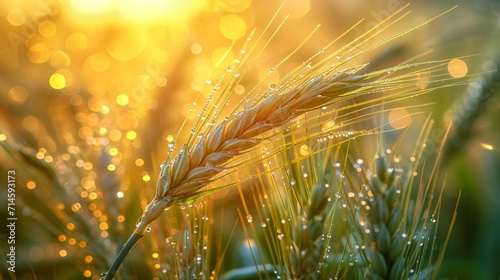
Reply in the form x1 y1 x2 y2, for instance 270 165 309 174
146 227 152 233
269 83 276 91
205 79 211 85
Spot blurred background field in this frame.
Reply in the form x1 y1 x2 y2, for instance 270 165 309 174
0 0 499 279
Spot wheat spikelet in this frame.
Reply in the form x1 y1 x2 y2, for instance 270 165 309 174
334 117 455 280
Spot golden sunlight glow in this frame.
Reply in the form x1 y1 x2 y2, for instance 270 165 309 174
70 0 114 15
70 0 205 22
388 108 412 129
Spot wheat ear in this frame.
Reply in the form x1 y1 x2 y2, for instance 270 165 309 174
135 71 369 233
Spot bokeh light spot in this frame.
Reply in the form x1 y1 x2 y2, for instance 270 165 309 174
116 94 129 106
23 116 39 131
299 144 310 156
109 129 122 141
59 250 68 257
234 84 245 95
38 20 57 37
219 14 247 40
389 108 412 129
191 43 202 54
84 255 93 264
106 29 147 61
66 32 88 52
67 223 75 231
448 58 468 78
126 130 137 140
51 50 71 68
282 0 311 19
7 9 26 26
50 73 66 89
88 53 111 72
135 158 144 166
27 181 36 190
28 43 50 64
8 86 29 104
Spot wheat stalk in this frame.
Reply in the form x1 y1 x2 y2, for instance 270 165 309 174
334 117 456 280
103 5 462 278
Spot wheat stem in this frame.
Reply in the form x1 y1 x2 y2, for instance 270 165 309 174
103 232 142 280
